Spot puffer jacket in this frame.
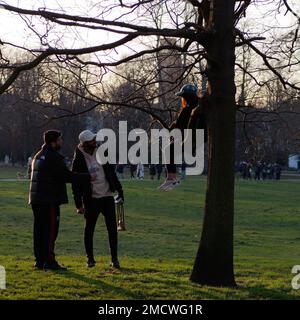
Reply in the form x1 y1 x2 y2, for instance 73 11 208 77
29 144 90 205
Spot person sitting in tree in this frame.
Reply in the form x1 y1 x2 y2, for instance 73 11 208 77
158 83 208 191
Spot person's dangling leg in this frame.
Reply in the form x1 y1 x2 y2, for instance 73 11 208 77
166 138 177 179
158 139 181 191
158 103 196 191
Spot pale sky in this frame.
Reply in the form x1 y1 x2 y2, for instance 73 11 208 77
0 0 299 76
0 1 118 48
0 0 298 50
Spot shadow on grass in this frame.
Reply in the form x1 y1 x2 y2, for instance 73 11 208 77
62 268 296 300
5 257 297 300
59 269 144 299
57 267 234 300
243 285 295 300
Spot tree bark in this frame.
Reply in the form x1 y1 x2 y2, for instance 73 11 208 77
190 0 237 287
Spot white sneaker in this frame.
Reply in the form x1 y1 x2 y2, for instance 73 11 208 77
158 179 174 191
158 179 181 192
164 179 181 191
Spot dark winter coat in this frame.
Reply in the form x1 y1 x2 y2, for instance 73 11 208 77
29 144 90 205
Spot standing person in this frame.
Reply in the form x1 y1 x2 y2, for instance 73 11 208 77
156 164 162 180
270 163 276 179
116 164 124 180
247 162 252 180
149 164 156 180
275 163 282 180
130 164 136 179
254 161 262 181
262 162 267 180
241 161 248 179
158 84 208 191
71 130 124 269
136 162 144 179
4 154 10 165
266 163 272 179
29 130 91 271
238 161 244 179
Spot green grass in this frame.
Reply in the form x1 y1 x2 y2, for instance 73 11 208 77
0 166 27 179
0 166 300 299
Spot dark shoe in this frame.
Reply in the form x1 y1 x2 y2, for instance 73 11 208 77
44 261 67 271
33 262 44 270
110 260 120 269
87 259 96 268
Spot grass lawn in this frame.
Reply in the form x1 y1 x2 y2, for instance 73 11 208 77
0 166 300 299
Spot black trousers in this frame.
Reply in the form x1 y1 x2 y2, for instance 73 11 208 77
84 196 118 261
32 204 60 265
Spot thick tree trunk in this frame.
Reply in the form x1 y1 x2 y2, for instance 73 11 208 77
190 0 237 287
